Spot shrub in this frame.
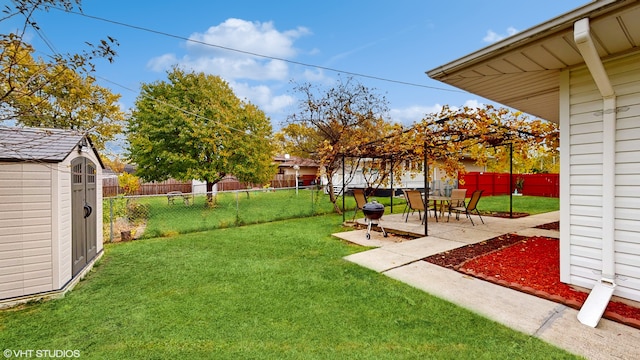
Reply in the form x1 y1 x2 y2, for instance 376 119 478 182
127 201 150 223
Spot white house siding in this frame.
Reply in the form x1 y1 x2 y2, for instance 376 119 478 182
0 163 54 299
562 52 640 302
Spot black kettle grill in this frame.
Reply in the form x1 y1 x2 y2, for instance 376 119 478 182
362 200 388 240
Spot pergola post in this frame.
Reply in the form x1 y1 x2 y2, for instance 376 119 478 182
424 140 429 236
509 142 513 218
342 154 346 223
390 156 394 213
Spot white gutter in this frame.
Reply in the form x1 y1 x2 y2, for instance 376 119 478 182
574 17 616 328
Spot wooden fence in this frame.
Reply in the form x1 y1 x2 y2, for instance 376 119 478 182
217 174 319 190
104 173 321 197
102 178 192 197
216 176 260 191
270 174 318 188
458 172 559 197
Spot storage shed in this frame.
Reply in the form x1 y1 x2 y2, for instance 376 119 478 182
0 126 104 306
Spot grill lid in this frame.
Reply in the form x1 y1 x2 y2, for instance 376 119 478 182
362 200 384 212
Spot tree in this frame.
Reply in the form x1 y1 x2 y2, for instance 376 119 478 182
1 40 124 148
127 68 276 204
1 1 122 148
118 172 140 196
273 122 321 158
102 155 127 173
328 104 558 198
283 76 393 213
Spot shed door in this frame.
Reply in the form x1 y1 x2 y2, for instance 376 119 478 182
72 157 97 276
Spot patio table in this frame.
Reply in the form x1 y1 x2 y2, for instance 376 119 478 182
424 195 451 222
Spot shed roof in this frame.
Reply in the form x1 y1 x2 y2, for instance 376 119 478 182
0 126 102 166
426 0 640 123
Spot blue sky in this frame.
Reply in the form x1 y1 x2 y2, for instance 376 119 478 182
5 0 588 153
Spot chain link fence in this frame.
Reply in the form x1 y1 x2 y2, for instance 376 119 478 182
103 186 346 242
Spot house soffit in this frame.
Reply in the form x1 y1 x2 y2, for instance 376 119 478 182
427 0 640 124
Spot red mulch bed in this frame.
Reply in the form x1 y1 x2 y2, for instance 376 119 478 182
535 221 559 230
422 228 640 329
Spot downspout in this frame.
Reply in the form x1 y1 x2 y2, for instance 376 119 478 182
574 17 617 327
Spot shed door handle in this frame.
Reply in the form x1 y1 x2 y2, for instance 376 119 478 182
84 203 93 219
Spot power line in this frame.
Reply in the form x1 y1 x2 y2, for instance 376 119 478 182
7 5 471 155
58 7 466 94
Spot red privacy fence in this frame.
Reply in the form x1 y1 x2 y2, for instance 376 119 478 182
458 172 559 197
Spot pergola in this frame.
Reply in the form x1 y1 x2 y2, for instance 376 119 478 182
336 117 541 235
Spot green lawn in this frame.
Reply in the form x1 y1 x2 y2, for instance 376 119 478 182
104 191 556 240
1 214 578 359
104 191 557 242
476 195 559 215
105 189 402 239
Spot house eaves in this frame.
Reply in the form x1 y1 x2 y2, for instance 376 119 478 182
426 0 640 123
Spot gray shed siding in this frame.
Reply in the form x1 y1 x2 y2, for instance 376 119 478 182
0 163 54 298
562 52 640 302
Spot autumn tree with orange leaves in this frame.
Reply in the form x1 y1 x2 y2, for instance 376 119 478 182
281 76 395 212
1 1 122 149
280 75 558 214
421 105 558 176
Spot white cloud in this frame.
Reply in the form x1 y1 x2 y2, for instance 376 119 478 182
175 56 290 81
390 100 486 126
482 30 501 43
147 53 178 72
187 18 309 58
301 68 333 84
230 81 295 115
145 18 312 123
389 104 443 126
463 99 484 109
482 26 518 43
148 18 310 82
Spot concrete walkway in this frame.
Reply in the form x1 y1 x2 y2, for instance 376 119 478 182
333 211 640 360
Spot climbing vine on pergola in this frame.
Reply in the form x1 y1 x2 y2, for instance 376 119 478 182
340 105 557 185
336 104 558 228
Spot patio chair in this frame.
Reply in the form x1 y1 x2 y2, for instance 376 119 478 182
450 189 485 226
446 188 467 220
404 189 435 224
401 189 411 217
352 188 368 221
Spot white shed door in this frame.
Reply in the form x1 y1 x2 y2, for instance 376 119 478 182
71 157 97 276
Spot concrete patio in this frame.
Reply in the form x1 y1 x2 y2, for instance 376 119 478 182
333 210 640 360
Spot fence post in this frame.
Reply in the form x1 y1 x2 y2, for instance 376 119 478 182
109 197 114 243
235 190 240 225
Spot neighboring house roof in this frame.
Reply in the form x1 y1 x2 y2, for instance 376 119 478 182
123 163 137 174
102 167 118 177
426 0 639 123
0 126 104 167
274 154 319 168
